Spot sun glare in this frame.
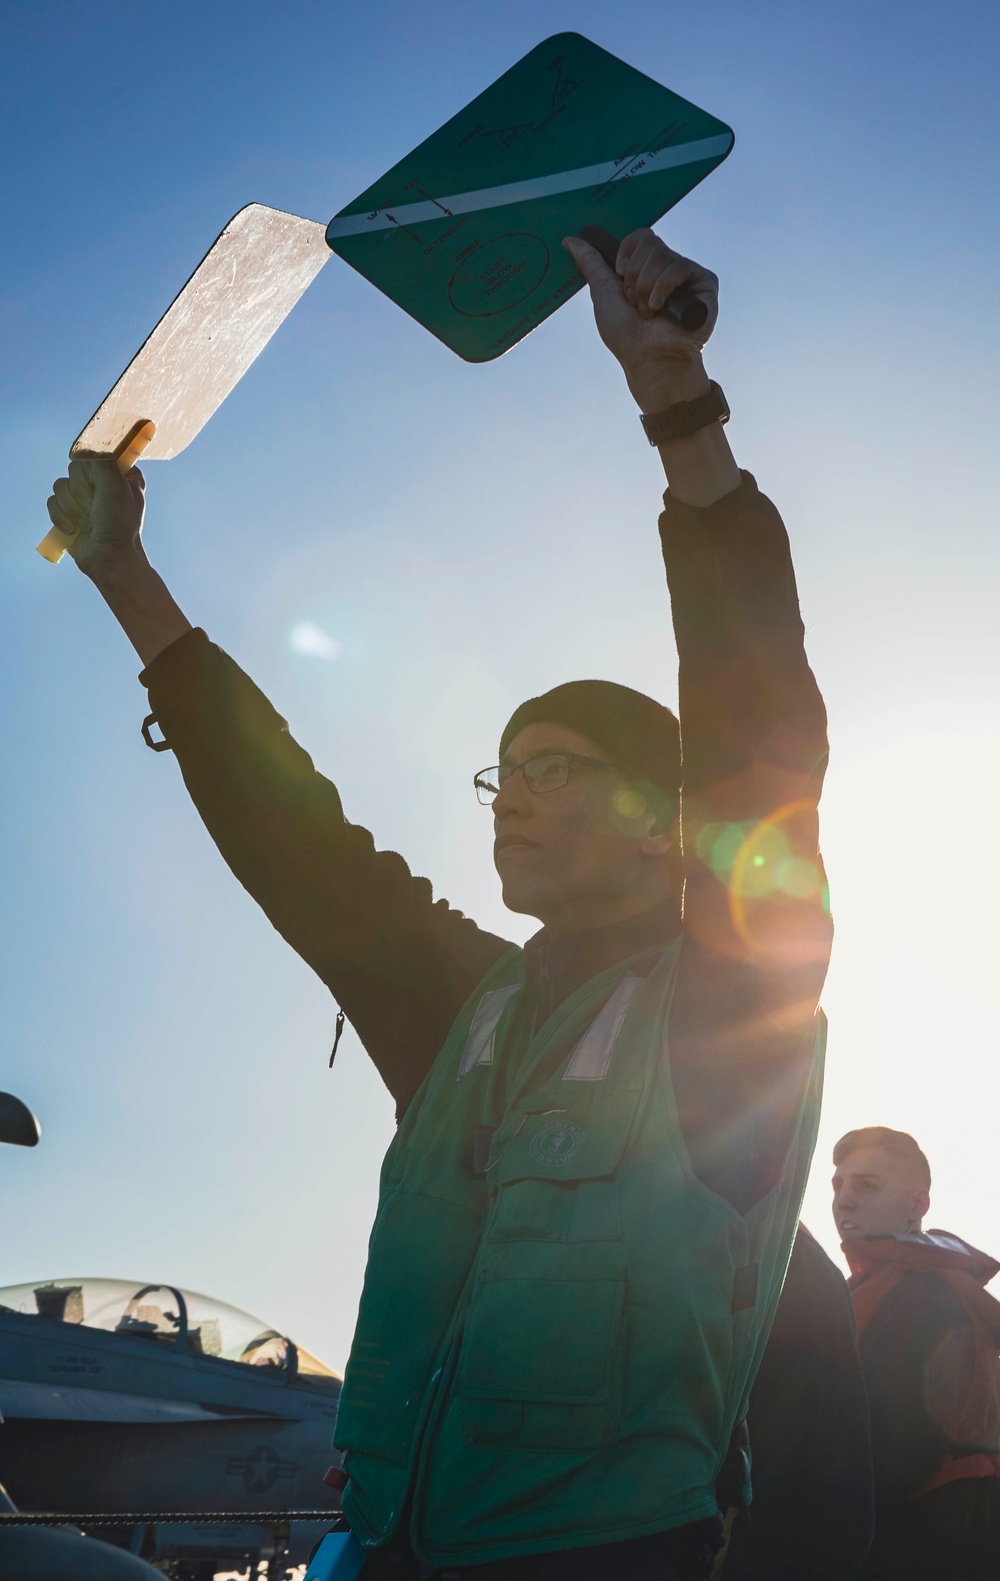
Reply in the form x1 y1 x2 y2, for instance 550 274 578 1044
801 725 1000 1266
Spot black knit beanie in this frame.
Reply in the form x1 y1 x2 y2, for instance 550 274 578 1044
499 680 681 802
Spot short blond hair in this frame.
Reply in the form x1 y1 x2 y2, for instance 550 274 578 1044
833 1126 931 1191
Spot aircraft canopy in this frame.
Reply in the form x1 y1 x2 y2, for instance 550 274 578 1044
0 1276 338 1380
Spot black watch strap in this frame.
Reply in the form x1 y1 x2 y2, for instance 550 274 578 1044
640 381 730 447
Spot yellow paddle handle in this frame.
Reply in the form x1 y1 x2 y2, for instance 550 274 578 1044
37 420 156 564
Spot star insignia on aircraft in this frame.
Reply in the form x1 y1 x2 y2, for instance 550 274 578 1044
227 1444 296 1492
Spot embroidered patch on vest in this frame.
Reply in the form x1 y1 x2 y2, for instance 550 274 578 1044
529 1118 586 1166
458 984 519 1077
562 976 642 1082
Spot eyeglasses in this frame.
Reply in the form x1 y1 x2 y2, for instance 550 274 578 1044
473 752 620 806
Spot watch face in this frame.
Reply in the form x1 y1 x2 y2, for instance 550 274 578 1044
326 33 733 363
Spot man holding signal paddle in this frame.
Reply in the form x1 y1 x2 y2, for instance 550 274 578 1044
47 230 833 1581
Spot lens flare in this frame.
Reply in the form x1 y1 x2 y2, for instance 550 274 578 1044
696 819 754 882
614 789 647 820
288 620 343 662
727 800 829 953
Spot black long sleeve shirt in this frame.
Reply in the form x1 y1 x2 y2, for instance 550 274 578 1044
723 1225 875 1580
141 472 832 1212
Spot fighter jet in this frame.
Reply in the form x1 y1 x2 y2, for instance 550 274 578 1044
1 1094 341 1576
0 1273 341 1573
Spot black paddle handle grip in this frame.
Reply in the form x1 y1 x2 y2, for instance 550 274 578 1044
576 226 708 333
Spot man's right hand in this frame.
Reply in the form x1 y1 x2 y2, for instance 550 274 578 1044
47 457 192 666
47 455 147 580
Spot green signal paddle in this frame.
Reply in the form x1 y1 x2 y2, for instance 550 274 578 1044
326 32 733 362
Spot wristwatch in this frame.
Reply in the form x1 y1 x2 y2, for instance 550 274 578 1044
640 381 730 447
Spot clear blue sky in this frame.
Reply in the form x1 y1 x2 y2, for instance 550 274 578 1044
2 0 999 1369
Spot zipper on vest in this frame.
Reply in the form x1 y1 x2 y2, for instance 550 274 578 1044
535 946 551 1031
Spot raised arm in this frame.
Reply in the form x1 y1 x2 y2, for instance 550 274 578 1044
567 230 831 1206
566 228 828 965
46 459 513 1114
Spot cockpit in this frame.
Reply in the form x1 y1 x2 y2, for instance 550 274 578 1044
0 1277 339 1383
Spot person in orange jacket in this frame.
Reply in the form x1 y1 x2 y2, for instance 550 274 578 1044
832 1126 1000 1580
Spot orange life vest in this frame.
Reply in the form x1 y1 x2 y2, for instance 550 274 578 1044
845 1230 1000 1499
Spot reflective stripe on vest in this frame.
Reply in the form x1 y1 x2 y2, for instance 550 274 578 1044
458 975 642 1085
563 976 642 1081
458 985 519 1076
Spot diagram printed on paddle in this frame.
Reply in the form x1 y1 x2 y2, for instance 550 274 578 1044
448 234 550 317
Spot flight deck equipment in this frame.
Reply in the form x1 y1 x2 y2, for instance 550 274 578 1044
39 33 732 562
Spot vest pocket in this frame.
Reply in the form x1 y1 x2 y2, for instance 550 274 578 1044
458 1256 627 1450
488 1177 576 1242
484 1085 638 1247
488 1083 642 1185
489 1178 622 1243
462 1398 619 1451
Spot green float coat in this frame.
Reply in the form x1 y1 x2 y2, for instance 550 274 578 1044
334 940 825 1565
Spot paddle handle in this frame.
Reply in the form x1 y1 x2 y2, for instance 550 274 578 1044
37 419 156 564
575 227 708 333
